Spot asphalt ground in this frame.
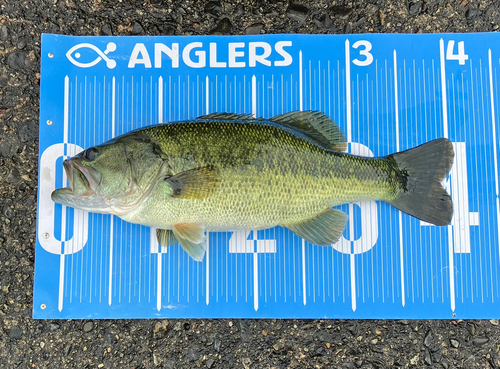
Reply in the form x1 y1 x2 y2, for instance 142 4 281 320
2 0 500 368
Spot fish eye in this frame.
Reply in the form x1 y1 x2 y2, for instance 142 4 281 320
85 147 99 161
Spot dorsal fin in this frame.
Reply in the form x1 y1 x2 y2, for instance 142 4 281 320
198 113 256 120
271 111 347 151
197 110 347 152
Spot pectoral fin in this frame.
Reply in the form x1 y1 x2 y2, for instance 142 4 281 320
172 223 207 262
156 229 178 247
165 166 221 199
283 208 348 246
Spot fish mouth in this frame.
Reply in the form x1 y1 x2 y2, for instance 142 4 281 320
52 159 100 201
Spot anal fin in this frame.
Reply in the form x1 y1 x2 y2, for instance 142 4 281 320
172 223 207 262
156 229 178 247
283 208 348 246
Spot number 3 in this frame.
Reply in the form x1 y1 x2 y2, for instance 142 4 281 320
352 40 374 66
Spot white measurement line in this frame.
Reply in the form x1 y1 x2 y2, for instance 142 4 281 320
252 75 257 117
158 76 163 123
108 77 116 306
155 77 164 311
440 38 455 312
58 76 70 312
254 234 259 311
345 39 352 142
205 216 210 303
344 39 356 311
204 76 211 306
250 78 260 309
157 242 162 311
350 254 356 311
489 51 500 268
299 51 303 111
393 50 405 307
302 239 306 305
205 76 209 115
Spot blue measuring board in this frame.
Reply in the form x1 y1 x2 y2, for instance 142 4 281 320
34 33 500 319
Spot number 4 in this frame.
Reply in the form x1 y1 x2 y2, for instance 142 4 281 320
446 40 469 65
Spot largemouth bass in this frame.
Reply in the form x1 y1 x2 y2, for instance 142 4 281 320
52 111 454 261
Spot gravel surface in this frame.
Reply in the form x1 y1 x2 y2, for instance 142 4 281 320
2 0 500 368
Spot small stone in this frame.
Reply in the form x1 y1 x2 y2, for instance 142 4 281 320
346 322 358 335
232 4 244 17
424 349 432 365
9 326 22 339
17 121 38 143
101 24 112 36
242 357 251 369
98 365 104 369
432 349 443 363
424 330 432 347
408 1 422 16
7 168 21 183
131 21 144 35
489 319 499 326
0 26 8 41
472 337 489 346
466 8 482 21
410 354 419 365
239 321 250 342
312 13 333 29
379 10 386 26
49 323 60 332
262 330 268 336
211 18 232 35
450 338 460 348
185 349 201 362
96 347 104 358
206 358 215 368
154 320 168 333
40 342 45 348
228 321 233 327
273 344 279 350
371 339 378 344
326 343 331 349
214 338 221 352
205 1 222 16
330 4 352 19
17 41 26 50
174 322 182 331
7 52 29 70
287 4 309 24
153 353 160 366
83 322 94 333
467 322 476 336
245 23 263 35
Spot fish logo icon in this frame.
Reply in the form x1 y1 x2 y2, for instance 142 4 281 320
66 42 117 69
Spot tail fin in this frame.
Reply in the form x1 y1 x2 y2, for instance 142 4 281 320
388 138 454 226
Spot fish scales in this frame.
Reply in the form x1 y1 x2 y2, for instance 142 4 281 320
125 120 394 231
